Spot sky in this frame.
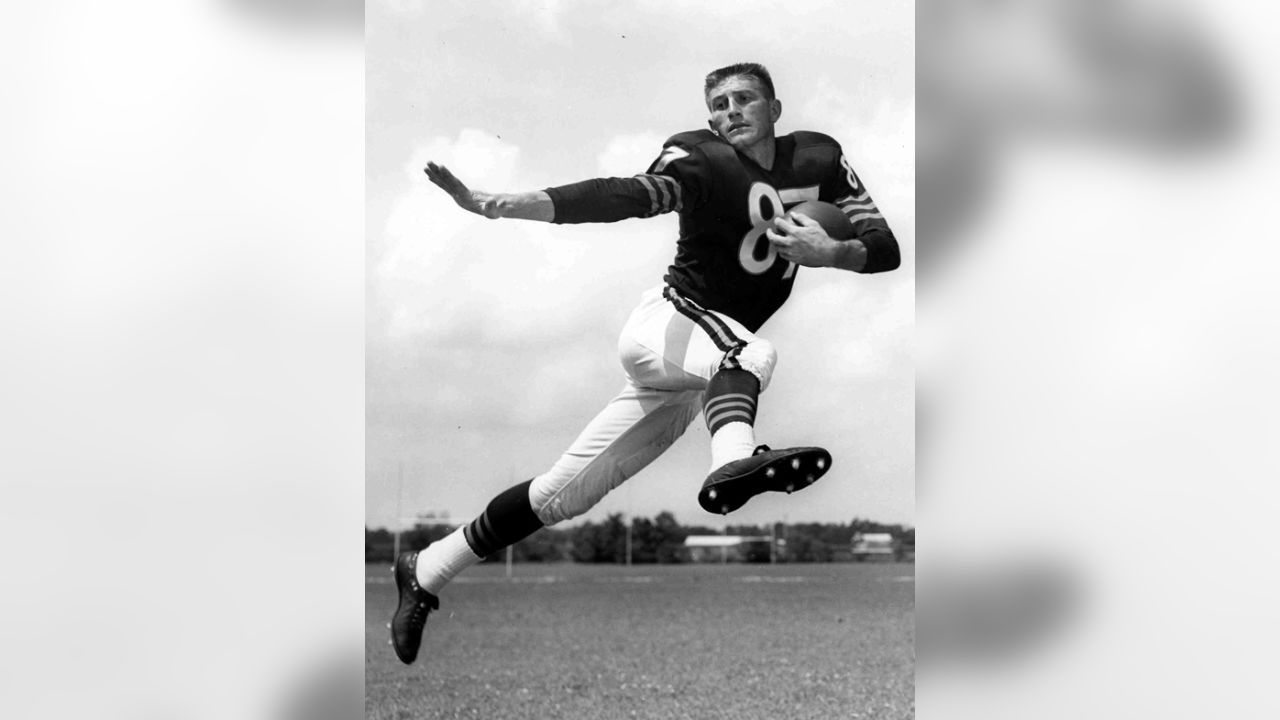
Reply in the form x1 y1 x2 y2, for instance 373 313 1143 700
366 0 914 531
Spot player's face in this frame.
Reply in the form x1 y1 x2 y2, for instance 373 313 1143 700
706 76 781 154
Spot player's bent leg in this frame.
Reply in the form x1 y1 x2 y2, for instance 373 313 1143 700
530 383 703 525
650 289 832 514
616 286 831 516
619 288 776 474
698 445 833 515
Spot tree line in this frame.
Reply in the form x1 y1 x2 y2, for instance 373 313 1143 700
366 512 913 564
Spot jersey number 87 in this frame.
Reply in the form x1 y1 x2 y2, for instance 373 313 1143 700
739 182 798 279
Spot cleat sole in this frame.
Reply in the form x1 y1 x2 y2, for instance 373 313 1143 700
697 447 832 514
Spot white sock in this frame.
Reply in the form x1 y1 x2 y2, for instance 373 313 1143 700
413 526 483 595
710 421 757 472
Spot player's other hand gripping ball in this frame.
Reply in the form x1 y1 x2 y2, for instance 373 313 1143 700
787 200 855 240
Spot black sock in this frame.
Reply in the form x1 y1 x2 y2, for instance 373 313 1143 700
703 369 760 435
462 479 544 558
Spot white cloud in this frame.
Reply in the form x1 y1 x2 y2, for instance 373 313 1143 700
383 0 577 37
777 275 913 381
373 128 674 350
407 128 521 188
382 0 434 16
508 337 618 426
503 0 575 40
596 132 668 176
796 79 915 248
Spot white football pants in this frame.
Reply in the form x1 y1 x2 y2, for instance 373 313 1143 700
529 286 777 525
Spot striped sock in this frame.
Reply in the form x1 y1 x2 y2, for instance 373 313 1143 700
462 479 544 559
704 369 760 471
414 479 544 594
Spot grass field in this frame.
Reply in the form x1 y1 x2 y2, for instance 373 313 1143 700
366 562 914 720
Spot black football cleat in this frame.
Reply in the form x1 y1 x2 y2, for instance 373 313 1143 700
698 445 832 515
389 551 439 665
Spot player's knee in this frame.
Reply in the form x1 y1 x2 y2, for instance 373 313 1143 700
736 338 778 392
529 464 621 527
532 489 594 527
528 472 568 526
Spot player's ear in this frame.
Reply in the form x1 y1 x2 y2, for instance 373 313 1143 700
707 118 719 136
771 99 782 123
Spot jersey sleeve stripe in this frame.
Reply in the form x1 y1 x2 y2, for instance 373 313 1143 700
653 175 684 212
634 174 661 216
838 201 876 214
652 175 673 212
848 211 885 224
835 192 871 205
637 173 685 214
844 211 885 225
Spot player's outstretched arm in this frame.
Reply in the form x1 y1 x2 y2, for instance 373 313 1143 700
424 162 554 222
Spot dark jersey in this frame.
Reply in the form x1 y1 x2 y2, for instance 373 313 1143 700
546 130 894 332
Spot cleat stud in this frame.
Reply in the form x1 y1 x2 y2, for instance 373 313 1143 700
817 458 826 470
765 467 776 478
791 458 801 470
786 485 794 493
806 474 814 483
721 505 730 514
708 489 717 500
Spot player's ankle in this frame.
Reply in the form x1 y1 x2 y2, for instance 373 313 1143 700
710 421 756 471
414 528 483 595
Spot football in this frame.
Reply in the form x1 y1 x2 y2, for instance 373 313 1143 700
787 200 855 240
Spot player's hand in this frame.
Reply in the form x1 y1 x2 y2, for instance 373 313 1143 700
766 213 838 267
424 162 502 218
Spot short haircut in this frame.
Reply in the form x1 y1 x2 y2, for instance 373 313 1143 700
704 63 776 103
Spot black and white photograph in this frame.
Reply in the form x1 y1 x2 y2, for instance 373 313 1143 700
364 1 915 718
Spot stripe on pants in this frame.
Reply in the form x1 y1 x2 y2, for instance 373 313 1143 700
663 286 746 371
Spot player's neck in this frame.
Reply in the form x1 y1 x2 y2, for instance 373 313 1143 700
741 137 777 170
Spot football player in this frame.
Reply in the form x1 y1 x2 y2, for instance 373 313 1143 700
391 62 900 664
